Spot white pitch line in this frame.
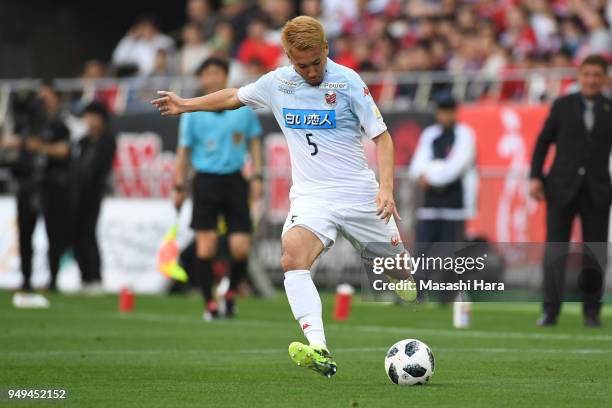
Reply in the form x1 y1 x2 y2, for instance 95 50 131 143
333 347 612 355
213 318 612 342
1 346 612 358
97 313 612 342
346 324 612 342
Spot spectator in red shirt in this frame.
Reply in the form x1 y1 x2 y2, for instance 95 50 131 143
80 60 118 114
331 34 359 70
236 17 281 71
500 6 538 59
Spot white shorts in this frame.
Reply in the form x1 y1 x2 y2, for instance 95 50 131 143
281 199 406 258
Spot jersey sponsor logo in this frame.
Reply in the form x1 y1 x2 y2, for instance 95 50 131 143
319 82 347 90
277 86 295 94
276 77 299 88
282 108 336 129
324 90 337 107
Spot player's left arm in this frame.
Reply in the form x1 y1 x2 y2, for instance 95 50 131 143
373 131 401 224
246 109 264 201
347 72 399 223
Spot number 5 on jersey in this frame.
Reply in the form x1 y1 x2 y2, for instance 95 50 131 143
306 133 318 156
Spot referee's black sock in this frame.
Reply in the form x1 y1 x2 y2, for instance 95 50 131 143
197 258 214 306
229 259 248 292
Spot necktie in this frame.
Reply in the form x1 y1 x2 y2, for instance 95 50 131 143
584 100 595 133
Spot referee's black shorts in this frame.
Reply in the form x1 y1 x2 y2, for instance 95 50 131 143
191 171 252 233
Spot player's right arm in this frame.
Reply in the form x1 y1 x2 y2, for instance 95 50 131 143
152 88 244 116
153 70 275 115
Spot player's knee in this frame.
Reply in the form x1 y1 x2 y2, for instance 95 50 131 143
280 251 306 272
196 248 215 259
229 234 251 260
280 253 294 272
229 242 250 261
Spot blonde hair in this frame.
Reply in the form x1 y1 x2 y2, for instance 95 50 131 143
281 16 326 55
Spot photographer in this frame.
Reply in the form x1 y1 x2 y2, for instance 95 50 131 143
2 84 72 292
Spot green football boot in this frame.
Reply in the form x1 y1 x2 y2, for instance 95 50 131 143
288 342 337 378
386 272 418 302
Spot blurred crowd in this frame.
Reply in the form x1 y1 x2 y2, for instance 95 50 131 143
101 0 612 75
75 0 612 109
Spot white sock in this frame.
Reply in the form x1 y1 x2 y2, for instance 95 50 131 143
283 270 327 348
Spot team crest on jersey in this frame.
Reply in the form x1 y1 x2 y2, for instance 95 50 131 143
324 90 337 107
232 132 244 145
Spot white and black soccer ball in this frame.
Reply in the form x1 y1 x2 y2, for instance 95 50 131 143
384 339 434 385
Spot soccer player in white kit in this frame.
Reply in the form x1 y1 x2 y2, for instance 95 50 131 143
152 16 413 378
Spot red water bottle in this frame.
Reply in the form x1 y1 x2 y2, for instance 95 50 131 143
333 284 354 321
119 287 134 313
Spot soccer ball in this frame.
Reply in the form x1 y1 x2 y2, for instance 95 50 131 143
384 339 434 385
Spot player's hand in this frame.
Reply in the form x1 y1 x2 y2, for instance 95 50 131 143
250 178 263 201
151 91 187 116
529 178 545 202
173 190 186 211
376 187 401 224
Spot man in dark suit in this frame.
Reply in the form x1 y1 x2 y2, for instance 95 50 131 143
530 54 612 327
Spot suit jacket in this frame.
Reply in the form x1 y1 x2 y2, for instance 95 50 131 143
530 92 612 209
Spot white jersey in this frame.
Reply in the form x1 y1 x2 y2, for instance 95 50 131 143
237 58 387 203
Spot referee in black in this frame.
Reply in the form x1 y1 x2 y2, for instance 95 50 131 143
173 58 263 321
530 54 612 327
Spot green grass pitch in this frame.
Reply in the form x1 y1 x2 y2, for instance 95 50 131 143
1 291 611 407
